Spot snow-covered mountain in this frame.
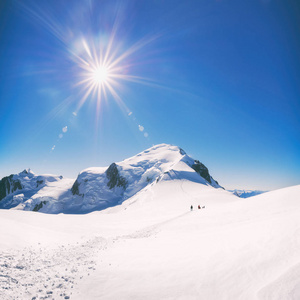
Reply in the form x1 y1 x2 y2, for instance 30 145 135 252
0 144 223 214
0 169 67 211
230 189 267 198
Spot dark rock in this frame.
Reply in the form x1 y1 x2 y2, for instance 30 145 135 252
179 148 186 155
0 175 23 201
106 163 127 189
33 201 47 212
191 161 212 184
36 180 44 188
71 179 82 196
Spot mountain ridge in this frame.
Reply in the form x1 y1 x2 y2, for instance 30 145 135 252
229 189 267 198
0 144 223 213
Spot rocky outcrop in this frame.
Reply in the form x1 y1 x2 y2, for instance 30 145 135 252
0 175 23 201
36 180 44 188
106 163 127 189
179 148 186 155
191 160 212 184
33 201 47 212
71 180 83 196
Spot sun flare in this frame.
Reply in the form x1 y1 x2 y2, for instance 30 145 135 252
73 37 127 112
91 66 109 85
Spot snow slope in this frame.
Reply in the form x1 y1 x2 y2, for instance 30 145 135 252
73 183 300 300
0 178 299 299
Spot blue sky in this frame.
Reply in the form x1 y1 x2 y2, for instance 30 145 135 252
0 0 299 190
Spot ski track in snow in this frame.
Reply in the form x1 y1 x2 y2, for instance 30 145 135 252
0 210 190 300
0 237 108 300
121 211 191 240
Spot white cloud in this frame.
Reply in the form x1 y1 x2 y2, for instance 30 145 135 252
139 125 144 132
62 126 68 133
51 145 56 151
72 112 77 117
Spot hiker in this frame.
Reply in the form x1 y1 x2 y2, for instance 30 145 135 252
190 205 193 211
198 205 201 209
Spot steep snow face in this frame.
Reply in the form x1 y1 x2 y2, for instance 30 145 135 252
0 169 65 211
68 144 222 213
230 189 267 198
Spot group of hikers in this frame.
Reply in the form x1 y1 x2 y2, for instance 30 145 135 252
190 205 204 211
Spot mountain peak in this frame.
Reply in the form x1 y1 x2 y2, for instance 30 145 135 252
66 143 222 213
20 168 35 177
21 168 32 174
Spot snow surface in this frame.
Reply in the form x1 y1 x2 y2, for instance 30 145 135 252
1 178 300 299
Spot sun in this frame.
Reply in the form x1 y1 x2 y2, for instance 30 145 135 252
91 66 109 85
73 37 129 112
73 34 155 115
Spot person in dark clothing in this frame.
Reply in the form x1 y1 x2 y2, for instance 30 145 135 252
190 205 193 211
198 205 201 209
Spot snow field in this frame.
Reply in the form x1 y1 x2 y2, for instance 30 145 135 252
0 179 299 299
73 183 300 300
